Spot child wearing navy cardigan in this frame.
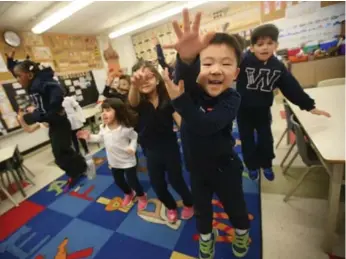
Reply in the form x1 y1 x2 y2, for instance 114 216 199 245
236 24 330 181
163 9 250 258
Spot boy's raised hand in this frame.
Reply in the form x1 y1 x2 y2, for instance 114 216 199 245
162 68 184 100
163 8 215 63
310 108 331 118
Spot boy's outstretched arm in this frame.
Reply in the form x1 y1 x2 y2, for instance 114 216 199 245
278 67 330 117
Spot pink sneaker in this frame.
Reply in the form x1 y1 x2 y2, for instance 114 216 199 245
181 206 194 220
137 194 148 211
122 191 135 207
167 209 178 223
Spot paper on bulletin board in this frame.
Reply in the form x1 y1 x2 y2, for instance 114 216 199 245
69 86 75 92
73 80 80 86
0 54 8 72
65 79 72 86
32 46 53 60
12 83 22 89
76 95 84 102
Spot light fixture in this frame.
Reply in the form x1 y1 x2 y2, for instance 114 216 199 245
108 0 209 39
32 0 94 34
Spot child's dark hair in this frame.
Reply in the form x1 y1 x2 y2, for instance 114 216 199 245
14 60 42 75
131 60 169 104
101 98 137 128
209 33 242 66
119 74 131 84
250 24 279 45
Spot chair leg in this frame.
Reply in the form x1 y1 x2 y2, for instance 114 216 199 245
286 128 291 145
9 169 26 197
282 151 299 176
283 166 322 202
23 164 35 178
0 183 19 207
280 142 296 167
20 166 35 186
276 128 288 149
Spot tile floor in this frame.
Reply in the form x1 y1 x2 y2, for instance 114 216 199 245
0 101 344 259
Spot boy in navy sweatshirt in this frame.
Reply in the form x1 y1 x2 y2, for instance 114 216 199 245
163 9 250 258
236 24 330 181
6 51 87 190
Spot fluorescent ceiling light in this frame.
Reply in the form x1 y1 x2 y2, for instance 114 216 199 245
109 0 209 39
32 0 94 34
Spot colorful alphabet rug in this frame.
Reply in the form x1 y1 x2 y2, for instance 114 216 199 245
0 125 262 259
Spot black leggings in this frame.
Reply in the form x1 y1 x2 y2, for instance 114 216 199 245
48 115 86 178
111 167 144 196
190 154 250 234
72 128 89 154
237 107 275 170
145 144 193 210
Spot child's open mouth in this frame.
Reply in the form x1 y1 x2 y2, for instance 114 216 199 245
208 80 223 85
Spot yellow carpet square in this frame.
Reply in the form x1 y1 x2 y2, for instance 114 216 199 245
170 251 196 259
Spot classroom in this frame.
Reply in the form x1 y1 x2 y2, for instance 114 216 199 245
0 1 345 259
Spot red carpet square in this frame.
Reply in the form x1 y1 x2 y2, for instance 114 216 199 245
0 200 45 241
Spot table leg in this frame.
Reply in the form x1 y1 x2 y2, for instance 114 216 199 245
322 163 344 253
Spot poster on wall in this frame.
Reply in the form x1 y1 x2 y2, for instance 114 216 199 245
32 46 53 60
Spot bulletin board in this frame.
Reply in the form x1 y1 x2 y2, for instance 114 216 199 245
0 81 23 134
0 31 103 82
58 71 99 107
131 1 345 60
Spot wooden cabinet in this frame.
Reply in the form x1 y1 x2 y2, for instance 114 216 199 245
290 56 345 88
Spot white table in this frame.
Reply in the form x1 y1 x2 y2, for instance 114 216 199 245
82 105 101 133
287 85 345 253
0 145 16 164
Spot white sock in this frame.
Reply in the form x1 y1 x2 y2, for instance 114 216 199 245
235 229 248 235
200 233 212 241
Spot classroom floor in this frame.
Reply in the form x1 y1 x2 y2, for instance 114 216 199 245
0 101 344 259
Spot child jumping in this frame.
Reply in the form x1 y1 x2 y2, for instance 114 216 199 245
236 24 330 181
77 98 148 210
163 9 250 258
7 51 87 190
128 60 193 223
62 95 89 155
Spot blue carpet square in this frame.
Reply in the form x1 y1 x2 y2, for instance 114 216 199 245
29 175 69 207
78 181 151 230
0 209 72 259
116 187 186 250
48 175 113 217
94 232 172 259
32 218 113 259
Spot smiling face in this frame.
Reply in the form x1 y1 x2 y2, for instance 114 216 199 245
251 36 278 61
118 78 130 94
137 66 158 95
198 43 240 97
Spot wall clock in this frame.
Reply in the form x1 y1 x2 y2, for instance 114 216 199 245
3 31 21 47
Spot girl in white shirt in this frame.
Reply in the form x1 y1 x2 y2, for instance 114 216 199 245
77 98 148 210
62 96 89 155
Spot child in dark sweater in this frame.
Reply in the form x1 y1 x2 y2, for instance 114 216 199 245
236 24 330 181
163 9 250 258
7 51 87 190
103 74 130 102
